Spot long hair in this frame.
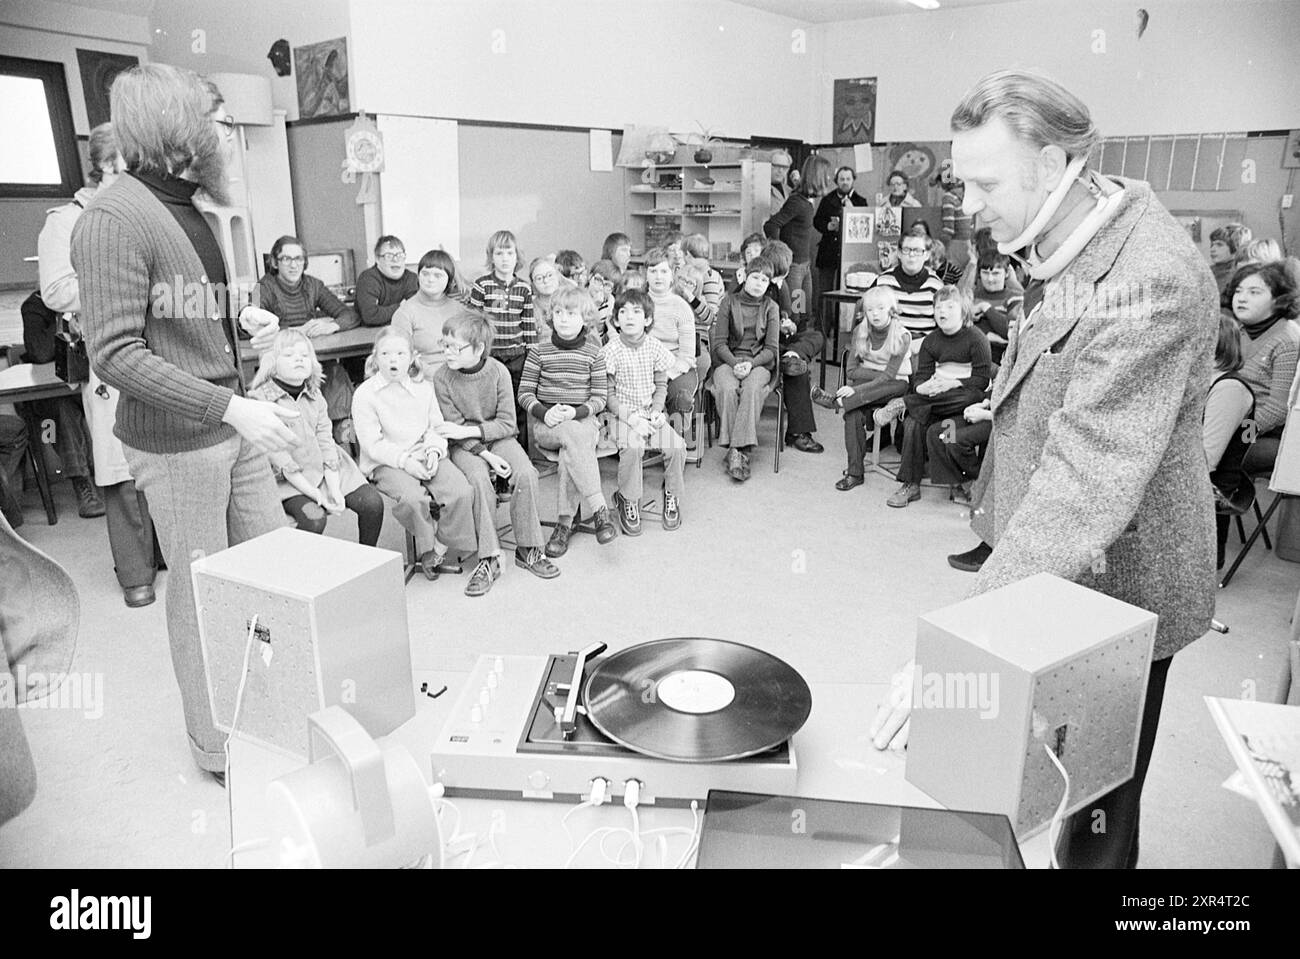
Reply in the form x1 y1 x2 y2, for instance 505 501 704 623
364 330 423 380
484 230 519 273
250 328 323 392
417 248 462 298
800 154 834 198
1227 261 1299 323
86 123 120 185
852 286 909 360
111 64 229 203
1215 313 1244 373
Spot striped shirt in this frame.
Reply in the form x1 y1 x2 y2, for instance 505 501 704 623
872 266 943 337
519 335 608 420
468 272 536 357
603 334 672 416
941 188 973 240
686 268 725 336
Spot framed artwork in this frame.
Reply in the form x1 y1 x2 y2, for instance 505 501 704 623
75 49 139 128
832 77 876 145
842 208 874 244
294 37 350 120
875 203 903 241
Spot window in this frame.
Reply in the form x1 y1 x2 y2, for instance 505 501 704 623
0 56 82 199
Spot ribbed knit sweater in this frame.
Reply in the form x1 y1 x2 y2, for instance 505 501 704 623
71 172 243 453
648 290 696 377
764 193 815 263
256 272 359 330
1238 317 1300 434
431 356 518 454
355 265 418 326
914 325 992 392
519 332 608 420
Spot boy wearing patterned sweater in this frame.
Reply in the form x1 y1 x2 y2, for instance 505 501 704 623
432 310 558 595
520 287 618 555
603 289 685 534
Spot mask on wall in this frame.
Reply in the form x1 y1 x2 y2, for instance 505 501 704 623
268 40 291 77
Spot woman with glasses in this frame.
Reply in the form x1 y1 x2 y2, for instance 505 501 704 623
355 235 418 326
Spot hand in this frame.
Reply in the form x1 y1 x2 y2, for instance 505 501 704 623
733 361 752 379
828 216 840 232
239 305 279 339
400 451 432 481
647 411 667 431
780 318 798 336
835 385 855 400
974 301 990 315
627 413 654 440
300 318 339 337
481 450 512 477
435 421 479 440
869 660 915 751
222 395 299 453
553 404 577 423
543 406 566 428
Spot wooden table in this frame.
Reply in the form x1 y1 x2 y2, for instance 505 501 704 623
0 363 82 525
239 325 382 377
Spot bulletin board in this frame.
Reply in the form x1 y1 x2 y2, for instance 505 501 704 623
839 208 876 281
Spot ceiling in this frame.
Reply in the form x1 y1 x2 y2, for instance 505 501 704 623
722 0 1021 22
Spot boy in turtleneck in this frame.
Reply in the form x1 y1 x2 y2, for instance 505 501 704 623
431 310 559 590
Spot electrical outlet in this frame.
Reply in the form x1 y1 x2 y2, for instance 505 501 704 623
1283 194 1294 209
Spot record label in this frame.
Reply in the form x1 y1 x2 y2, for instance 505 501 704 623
583 638 813 762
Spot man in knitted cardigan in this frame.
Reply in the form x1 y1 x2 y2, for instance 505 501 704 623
72 65 295 783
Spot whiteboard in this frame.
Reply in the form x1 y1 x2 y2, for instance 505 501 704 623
376 115 461 261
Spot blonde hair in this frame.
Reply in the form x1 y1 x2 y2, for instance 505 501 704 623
364 330 423 380
852 286 910 359
250 328 323 392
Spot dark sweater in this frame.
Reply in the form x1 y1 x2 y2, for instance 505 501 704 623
255 273 359 330
355 265 418 326
763 194 815 264
71 172 244 453
914 325 992 393
430 356 518 455
711 291 780 370
812 189 869 269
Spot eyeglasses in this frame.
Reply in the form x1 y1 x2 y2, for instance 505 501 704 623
900 247 927 256
379 251 406 262
277 255 305 265
533 271 557 283
213 116 236 133
440 339 475 354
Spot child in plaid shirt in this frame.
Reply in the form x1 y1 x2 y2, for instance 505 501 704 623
603 289 685 534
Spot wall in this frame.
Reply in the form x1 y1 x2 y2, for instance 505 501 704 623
0 0 150 288
811 0 1300 143
349 0 816 142
147 0 351 121
286 118 369 276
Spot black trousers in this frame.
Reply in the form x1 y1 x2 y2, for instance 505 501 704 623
925 419 991 486
782 329 825 435
283 485 386 547
896 388 985 484
497 351 528 453
1057 654 1173 869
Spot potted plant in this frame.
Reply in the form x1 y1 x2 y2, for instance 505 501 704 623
690 124 723 165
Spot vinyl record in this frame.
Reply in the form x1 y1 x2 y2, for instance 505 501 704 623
582 638 812 762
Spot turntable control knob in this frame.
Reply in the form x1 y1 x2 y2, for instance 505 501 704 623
487 672 499 690
470 705 483 724
493 657 505 675
527 770 549 791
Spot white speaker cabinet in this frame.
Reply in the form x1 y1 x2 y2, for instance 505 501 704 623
904 573 1157 837
193 528 414 758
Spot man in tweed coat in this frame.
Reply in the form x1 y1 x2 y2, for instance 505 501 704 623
872 70 1217 868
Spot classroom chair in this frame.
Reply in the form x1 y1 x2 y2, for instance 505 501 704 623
701 367 786 473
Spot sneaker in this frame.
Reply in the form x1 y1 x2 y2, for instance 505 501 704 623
545 522 572 558
464 557 501 597
781 352 809 377
725 447 746 482
419 549 446 581
887 483 921 508
950 483 972 505
516 546 560 579
662 490 681 530
614 492 641 536
947 541 993 573
874 397 905 428
592 506 618 545
810 386 841 410
333 417 356 446
738 449 752 482
71 476 105 518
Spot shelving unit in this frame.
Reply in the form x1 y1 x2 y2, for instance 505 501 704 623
621 159 771 267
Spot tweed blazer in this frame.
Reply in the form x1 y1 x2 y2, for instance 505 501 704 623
969 177 1218 661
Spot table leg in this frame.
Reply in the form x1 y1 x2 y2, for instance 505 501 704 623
16 404 57 525
818 297 832 388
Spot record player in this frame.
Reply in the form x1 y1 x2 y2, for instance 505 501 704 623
429 639 812 806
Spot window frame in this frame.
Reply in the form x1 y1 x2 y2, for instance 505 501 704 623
0 55 84 200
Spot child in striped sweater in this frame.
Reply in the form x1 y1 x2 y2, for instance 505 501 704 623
519 287 617 555
468 230 536 443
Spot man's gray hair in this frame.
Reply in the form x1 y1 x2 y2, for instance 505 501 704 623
950 68 1101 162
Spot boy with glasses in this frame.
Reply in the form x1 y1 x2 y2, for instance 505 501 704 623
355 235 418 326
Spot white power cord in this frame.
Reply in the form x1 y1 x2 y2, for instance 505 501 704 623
222 613 262 868
1043 743 1071 870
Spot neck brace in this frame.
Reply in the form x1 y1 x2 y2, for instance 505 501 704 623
997 157 1126 281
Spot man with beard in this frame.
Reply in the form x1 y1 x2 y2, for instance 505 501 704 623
72 64 294 784
812 165 869 327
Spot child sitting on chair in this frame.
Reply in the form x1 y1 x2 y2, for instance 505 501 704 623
603 288 685 534
249 329 385 545
432 309 560 594
810 286 913 491
352 330 476 581
520 286 618 556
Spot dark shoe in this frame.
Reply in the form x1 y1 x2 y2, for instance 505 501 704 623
786 433 825 454
464 557 501 597
614 492 641 536
123 584 156 608
662 490 681 530
887 483 921 508
810 386 841 410
950 483 972 505
72 477 105 518
781 352 809 377
592 506 618 545
835 473 865 491
516 546 560 579
545 522 572 558
947 542 993 573
725 447 745 481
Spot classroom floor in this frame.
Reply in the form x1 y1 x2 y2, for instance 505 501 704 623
0 394 1293 869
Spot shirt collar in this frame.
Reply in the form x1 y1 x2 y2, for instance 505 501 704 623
379 373 421 396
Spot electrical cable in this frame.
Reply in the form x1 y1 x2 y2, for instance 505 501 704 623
222 613 262 868
1043 742 1072 871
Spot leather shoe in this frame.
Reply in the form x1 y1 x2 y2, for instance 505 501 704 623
947 542 993 572
835 473 865 491
123 584 156 608
786 433 824 453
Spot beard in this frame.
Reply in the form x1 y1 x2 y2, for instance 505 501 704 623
185 128 232 206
